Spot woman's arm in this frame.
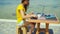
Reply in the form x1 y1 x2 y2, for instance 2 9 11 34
20 10 36 19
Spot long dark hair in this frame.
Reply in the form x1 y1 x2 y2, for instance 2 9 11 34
21 0 29 11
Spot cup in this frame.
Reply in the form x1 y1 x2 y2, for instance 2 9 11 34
37 14 41 19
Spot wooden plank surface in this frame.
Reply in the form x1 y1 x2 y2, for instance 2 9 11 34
27 19 59 24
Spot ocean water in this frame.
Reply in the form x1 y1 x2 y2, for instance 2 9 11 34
0 0 60 20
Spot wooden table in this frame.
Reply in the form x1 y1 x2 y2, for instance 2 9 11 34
17 15 59 34
26 15 59 34
27 18 59 34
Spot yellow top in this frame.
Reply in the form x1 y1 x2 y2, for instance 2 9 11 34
16 4 25 24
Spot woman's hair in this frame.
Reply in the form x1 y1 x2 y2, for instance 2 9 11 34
21 0 29 11
21 0 29 3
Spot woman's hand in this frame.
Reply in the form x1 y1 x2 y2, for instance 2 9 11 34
27 14 36 17
31 14 36 17
29 11 34 15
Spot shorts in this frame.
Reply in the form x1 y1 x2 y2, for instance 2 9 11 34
18 20 24 26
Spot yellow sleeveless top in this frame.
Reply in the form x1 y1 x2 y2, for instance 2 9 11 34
16 4 25 24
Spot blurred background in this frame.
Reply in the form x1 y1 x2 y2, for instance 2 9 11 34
0 0 60 20
0 0 60 34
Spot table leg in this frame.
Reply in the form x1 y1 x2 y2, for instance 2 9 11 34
36 23 40 34
45 23 49 34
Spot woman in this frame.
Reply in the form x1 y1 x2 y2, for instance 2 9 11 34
16 0 36 34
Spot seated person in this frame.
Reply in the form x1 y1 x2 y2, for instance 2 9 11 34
16 0 36 34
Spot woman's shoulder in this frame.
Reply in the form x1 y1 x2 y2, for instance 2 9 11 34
16 3 24 10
